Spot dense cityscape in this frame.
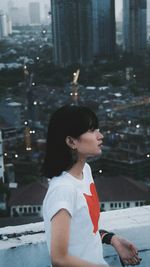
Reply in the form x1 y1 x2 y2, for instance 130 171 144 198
0 0 150 227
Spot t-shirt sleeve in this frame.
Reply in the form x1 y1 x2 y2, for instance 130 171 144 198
44 184 76 221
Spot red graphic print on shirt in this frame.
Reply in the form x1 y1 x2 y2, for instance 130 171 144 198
83 183 100 234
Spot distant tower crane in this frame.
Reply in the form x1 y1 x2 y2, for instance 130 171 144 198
24 126 32 151
23 63 35 152
70 69 80 105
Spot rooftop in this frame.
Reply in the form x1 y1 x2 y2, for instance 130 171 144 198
0 206 150 267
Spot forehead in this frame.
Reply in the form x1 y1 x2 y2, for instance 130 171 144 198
76 130 94 139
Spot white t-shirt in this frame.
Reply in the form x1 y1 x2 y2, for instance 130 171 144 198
43 163 107 266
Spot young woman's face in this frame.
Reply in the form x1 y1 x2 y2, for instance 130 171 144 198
74 129 103 158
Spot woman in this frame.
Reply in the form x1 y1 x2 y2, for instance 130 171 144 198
43 105 141 267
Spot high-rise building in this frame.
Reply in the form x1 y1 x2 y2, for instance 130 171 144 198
0 131 4 183
92 0 116 58
51 0 93 66
0 11 8 39
29 2 41 25
123 0 147 54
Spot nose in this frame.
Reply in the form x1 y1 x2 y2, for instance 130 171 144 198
96 129 103 140
99 132 103 140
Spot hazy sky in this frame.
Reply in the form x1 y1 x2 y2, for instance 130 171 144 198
1 0 150 22
0 0 50 20
0 0 122 14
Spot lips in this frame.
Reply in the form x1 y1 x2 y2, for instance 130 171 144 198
98 142 103 147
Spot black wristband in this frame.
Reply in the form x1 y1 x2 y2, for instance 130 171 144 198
102 232 115 244
99 230 115 244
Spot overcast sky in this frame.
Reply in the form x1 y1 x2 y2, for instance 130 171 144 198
0 0 122 14
1 0 150 22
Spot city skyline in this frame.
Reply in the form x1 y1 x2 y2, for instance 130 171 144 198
1 0 150 22
0 0 50 20
0 0 122 16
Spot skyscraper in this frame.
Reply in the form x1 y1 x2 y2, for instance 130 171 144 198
51 0 93 66
29 2 41 25
123 0 147 54
92 0 116 58
0 11 9 39
0 131 4 183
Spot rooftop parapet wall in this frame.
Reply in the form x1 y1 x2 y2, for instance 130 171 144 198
0 206 150 267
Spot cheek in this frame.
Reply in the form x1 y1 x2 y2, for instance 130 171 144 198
79 138 95 149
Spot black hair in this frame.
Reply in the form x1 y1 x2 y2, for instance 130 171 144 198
43 105 99 178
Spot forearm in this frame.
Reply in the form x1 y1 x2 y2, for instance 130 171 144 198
52 254 109 267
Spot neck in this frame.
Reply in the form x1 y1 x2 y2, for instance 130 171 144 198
68 159 86 180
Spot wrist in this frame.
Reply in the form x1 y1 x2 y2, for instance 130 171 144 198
110 235 120 246
101 232 116 245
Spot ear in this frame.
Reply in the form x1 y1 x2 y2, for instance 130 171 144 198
65 136 76 149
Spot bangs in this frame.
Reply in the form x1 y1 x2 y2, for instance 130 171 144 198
66 106 99 137
80 109 99 132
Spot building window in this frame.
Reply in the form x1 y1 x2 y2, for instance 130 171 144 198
101 203 105 209
135 202 139 206
110 203 114 208
119 203 121 208
126 202 130 207
29 207 32 213
115 203 117 208
38 206 41 211
33 206 36 212
24 207 27 213
19 207 22 212
140 202 143 206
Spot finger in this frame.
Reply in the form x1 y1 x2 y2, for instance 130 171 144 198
126 256 141 266
129 244 138 255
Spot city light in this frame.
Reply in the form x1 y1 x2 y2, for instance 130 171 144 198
26 147 32 151
33 101 37 105
136 124 140 129
15 154 18 158
147 154 150 158
99 170 103 174
29 130 35 134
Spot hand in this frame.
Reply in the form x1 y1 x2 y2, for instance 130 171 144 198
111 235 141 266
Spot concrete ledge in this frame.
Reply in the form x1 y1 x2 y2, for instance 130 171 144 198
0 206 150 267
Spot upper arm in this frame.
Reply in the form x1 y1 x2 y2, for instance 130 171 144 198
51 208 71 262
